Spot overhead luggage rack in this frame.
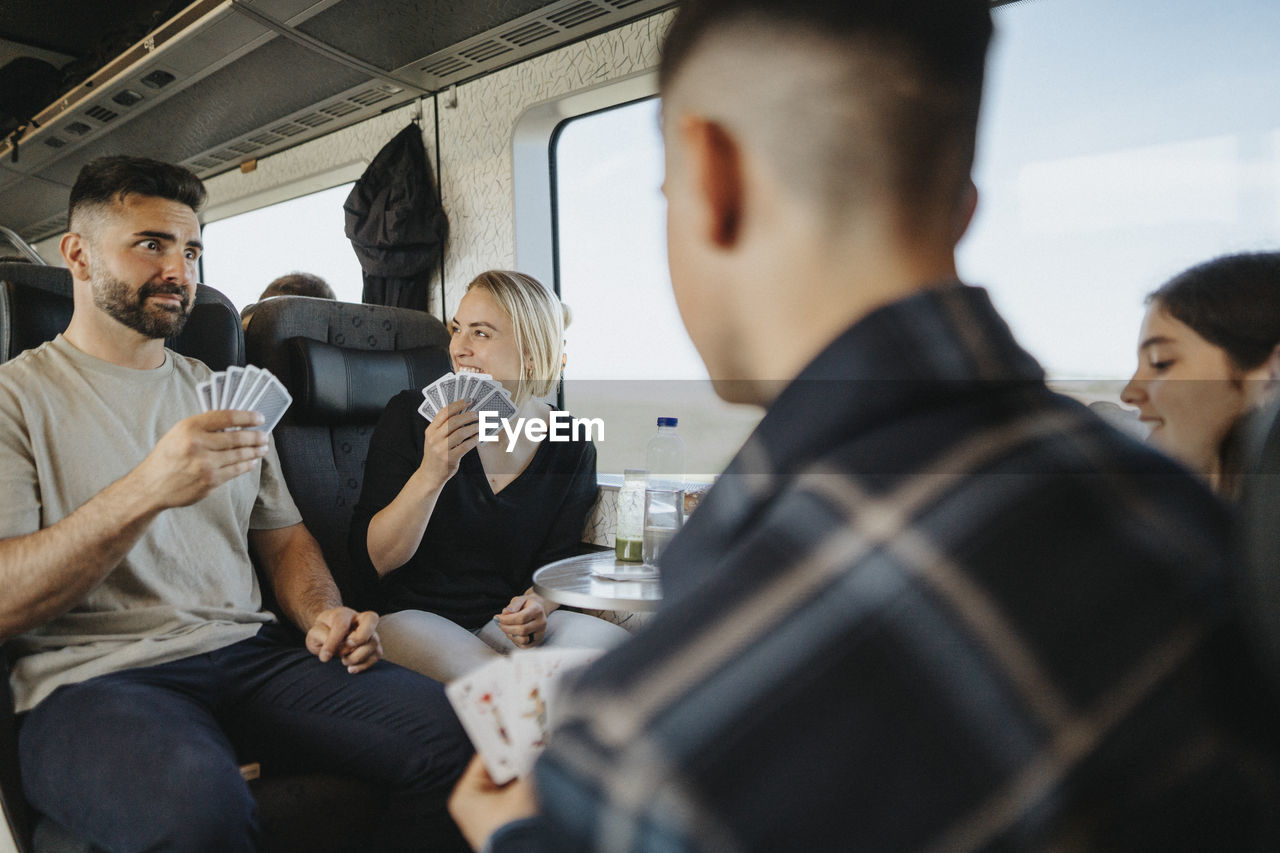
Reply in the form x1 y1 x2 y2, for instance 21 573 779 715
0 227 46 265
0 0 675 245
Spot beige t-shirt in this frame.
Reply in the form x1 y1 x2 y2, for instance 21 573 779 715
0 335 302 712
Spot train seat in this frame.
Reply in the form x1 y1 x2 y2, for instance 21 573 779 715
242 294 451 606
0 261 248 852
0 269 446 852
0 261 243 370
1237 397 1280 696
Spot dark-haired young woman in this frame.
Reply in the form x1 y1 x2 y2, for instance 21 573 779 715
1122 251 1280 495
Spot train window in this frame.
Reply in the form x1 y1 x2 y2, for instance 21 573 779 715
965 0 1280 392
553 98 761 479
545 0 1280 474
200 182 363 311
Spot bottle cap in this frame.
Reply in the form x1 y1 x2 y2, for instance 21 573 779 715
656 417 678 427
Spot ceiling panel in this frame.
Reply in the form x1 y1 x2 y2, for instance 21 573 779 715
296 0 551 71
0 0 183 59
0 0 676 243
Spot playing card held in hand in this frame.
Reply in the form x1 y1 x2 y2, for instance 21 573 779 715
445 648 602 784
418 371 517 423
196 364 292 432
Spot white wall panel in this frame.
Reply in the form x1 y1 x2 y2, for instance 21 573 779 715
198 9 673 319
201 98 441 309
436 11 672 314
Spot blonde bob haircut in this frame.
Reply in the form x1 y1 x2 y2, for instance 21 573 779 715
464 270 568 405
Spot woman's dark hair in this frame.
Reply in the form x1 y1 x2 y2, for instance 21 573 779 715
68 155 206 228
1148 251 1280 371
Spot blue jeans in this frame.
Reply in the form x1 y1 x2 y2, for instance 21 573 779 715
17 623 472 852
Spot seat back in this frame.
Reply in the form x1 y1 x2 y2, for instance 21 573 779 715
244 296 450 606
1237 397 1280 697
0 261 244 370
0 656 31 853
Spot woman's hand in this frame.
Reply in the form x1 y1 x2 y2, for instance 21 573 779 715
366 400 479 576
419 399 481 488
495 592 554 647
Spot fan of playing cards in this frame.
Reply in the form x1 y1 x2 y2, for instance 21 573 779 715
445 648 602 784
196 365 292 432
418 370 517 422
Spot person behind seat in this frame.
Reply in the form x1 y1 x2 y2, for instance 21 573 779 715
1121 251 1280 497
350 270 628 683
448 1 1280 849
241 271 336 327
0 155 471 852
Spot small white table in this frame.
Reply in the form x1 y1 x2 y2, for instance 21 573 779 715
532 551 663 612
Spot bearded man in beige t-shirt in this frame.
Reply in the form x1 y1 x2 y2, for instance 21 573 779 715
0 155 470 852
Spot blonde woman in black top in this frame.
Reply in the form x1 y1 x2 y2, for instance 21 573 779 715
350 270 628 682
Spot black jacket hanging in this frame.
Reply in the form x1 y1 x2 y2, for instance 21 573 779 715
344 123 447 310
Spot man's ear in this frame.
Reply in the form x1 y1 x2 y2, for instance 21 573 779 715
60 231 91 282
678 114 743 249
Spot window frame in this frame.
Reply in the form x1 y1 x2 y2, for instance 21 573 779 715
199 161 368 227
512 70 658 297
196 162 368 308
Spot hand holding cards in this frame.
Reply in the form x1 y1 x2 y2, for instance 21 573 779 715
445 648 601 784
196 365 292 432
419 371 517 423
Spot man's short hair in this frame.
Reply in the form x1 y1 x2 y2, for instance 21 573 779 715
259 272 336 301
658 0 993 228
68 156 207 232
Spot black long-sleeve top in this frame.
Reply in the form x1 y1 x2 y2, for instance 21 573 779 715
349 390 598 628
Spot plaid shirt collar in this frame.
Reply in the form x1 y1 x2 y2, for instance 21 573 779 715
664 283 1047 599
753 282 1045 478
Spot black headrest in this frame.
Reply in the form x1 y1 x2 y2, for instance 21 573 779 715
286 337 450 425
0 262 244 370
177 286 245 372
0 262 70 362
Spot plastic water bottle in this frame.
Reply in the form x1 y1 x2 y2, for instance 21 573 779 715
645 417 685 493
615 468 647 562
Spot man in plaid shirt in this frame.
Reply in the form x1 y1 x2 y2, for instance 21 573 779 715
450 0 1280 849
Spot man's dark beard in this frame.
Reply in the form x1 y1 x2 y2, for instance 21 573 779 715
92 272 193 339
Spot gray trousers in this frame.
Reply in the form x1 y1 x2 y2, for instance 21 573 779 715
378 608 630 682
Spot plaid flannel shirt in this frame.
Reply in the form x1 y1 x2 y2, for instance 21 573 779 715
494 283 1280 852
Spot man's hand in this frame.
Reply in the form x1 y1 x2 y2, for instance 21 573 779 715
131 410 269 510
495 593 551 647
448 755 539 851
305 606 382 673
